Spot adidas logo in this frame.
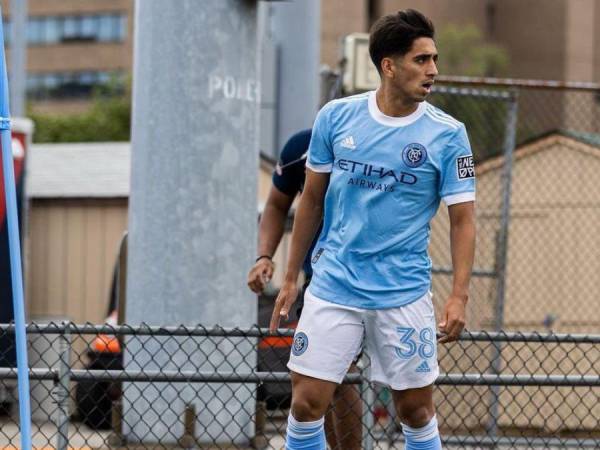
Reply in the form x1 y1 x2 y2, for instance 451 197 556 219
415 360 431 373
340 136 356 150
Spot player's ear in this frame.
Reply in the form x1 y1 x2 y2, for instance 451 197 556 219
380 57 396 80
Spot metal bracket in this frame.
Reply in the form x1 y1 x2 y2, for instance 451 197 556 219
0 116 11 130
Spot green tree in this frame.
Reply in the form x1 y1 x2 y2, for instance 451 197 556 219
436 24 509 77
432 24 511 161
29 77 131 143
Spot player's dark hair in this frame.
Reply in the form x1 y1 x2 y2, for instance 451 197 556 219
369 9 435 74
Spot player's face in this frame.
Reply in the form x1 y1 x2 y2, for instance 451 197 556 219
387 37 438 103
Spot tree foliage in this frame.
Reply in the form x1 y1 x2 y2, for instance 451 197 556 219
436 24 509 77
431 24 511 161
29 79 131 143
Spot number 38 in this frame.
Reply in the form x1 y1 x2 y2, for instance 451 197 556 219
395 327 436 359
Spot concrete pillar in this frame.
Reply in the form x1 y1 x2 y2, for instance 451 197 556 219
124 1 259 444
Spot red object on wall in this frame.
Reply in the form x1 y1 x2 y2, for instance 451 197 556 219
0 127 27 223
0 118 33 368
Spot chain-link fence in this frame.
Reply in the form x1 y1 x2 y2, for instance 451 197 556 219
414 81 600 336
426 85 516 334
0 323 599 449
494 83 600 334
428 78 600 334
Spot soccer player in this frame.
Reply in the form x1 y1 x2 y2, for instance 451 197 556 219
269 9 476 450
247 130 362 449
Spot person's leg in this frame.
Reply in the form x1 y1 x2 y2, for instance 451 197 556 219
329 362 362 450
286 372 337 450
295 282 341 448
392 384 441 449
365 292 441 449
286 290 364 449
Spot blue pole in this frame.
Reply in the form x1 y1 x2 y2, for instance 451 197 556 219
0 8 32 450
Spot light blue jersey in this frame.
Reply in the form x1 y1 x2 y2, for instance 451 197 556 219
306 90 476 309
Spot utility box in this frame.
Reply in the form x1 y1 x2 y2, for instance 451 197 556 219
342 33 380 94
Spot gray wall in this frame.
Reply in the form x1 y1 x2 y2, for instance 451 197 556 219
268 0 321 155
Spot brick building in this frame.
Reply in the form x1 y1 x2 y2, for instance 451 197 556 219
2 0 133 114
2 1 599 113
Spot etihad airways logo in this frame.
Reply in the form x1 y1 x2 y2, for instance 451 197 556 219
337 158 418 185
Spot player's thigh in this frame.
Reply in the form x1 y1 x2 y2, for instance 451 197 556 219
288 288 364 384
365 291 439 391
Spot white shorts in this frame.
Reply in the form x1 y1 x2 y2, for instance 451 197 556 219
287 289 439 391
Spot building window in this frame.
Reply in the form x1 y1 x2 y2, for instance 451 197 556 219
27 18 44 44
27 71 125 100
80 16 97 40
26 13 127 45
45 17 61 43
62 16 79 41
98 15 115 42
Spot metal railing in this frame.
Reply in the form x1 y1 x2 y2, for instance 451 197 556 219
1 323 598 449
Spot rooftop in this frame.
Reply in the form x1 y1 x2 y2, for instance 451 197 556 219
27 141 130 198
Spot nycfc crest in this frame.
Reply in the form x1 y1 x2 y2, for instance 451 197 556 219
402 143 428 168
292 332 309 356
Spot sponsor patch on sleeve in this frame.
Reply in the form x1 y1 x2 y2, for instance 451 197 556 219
456 155 475 180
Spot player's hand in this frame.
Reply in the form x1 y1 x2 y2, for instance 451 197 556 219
247 257 275 293
269 279 298 333
438 294 467 344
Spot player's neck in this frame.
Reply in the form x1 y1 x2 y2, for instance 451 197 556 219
375 86 419 117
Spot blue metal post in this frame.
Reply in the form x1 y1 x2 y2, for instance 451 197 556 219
0 8 32 450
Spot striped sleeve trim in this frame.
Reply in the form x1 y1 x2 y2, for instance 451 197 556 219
425 105 461 129
427 104 462 125
443 191 475 205
330 92 370 105
306 161 333 173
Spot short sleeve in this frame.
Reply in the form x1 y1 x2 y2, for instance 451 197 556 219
439 124 476 205
306 104 334 173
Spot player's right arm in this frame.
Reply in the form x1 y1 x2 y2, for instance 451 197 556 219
247 186 295 293
269 169 329 332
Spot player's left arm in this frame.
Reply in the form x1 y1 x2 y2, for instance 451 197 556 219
438 201 475 343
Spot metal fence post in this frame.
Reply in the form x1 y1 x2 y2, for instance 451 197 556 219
362 378 375 450
487 91 519 442
55 321 71 450
108 398 126 447
178 403 197 448
251 400 269 450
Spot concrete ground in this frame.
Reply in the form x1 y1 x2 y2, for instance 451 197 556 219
0 418 593 449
